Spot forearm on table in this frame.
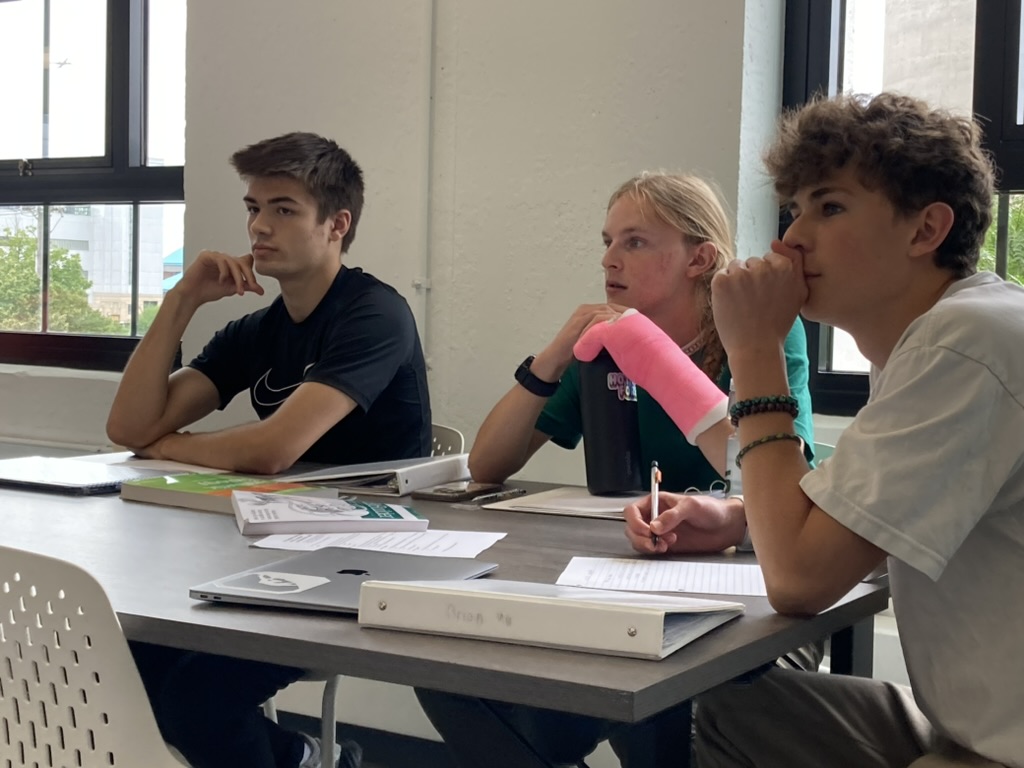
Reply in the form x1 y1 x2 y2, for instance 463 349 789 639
159 422 301 475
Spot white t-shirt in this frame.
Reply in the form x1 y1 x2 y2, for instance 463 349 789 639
801 272 1024 767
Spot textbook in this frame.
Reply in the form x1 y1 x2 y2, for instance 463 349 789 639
232 491 428 535
119 473 336 515
279 454 470 497
357 579 744 660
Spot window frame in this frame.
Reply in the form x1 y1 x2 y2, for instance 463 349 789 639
782 0 1021 416
0 0 184 371
975 0 1024 188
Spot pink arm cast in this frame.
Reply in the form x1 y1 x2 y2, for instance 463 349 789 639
573 309 727 444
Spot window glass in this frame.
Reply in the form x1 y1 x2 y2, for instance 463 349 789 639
0 0 107 161
980 195 1024 286
0 206 45 332
146 0 187 166
138 202 185 333
1017 8 1024 125
47 203 132 335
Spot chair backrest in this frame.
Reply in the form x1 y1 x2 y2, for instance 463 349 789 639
0 545 183 767
431 423 465 456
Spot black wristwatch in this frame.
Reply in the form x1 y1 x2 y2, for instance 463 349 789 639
514 355 559 397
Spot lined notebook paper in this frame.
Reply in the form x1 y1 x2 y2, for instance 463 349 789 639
557 556 767 597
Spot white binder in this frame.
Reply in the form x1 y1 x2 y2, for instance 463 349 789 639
357 579 744 659
280 454 470 496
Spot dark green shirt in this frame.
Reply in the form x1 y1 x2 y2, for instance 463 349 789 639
535 321 815 492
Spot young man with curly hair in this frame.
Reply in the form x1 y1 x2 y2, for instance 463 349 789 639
690 92 1023 766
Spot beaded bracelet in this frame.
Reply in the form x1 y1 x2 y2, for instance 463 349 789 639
729 395 799 427
735 432 804 468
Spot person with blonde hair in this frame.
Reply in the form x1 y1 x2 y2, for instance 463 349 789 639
415 172 816 768
471 171 814 547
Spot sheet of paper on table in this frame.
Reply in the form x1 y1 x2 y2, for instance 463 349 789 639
251 529 507 558
557 556 767 597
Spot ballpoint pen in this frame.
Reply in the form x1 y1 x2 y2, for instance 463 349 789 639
650 460 661 546
473 488 528 504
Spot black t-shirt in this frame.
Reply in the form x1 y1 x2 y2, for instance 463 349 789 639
189 266 431 464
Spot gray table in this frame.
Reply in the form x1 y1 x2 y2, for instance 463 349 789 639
3 485 887 726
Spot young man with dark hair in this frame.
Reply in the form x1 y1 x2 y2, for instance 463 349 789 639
109 132 432 767
686 92 1023 766
107 131 430 473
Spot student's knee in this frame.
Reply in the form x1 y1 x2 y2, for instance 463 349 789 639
695 664 777 735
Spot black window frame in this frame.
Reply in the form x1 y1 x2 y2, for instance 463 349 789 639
975 0 1024 188
782 0 1022 416
0 0 184 371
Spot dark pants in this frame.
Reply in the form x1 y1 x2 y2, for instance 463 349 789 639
130 640 305 768
415 642 823 768
414 688 693 768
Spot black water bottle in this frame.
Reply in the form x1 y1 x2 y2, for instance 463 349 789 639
579 351 644 495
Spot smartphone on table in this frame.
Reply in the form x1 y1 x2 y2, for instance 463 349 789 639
411 480 503 502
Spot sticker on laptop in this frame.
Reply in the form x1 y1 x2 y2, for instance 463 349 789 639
218 571 330 594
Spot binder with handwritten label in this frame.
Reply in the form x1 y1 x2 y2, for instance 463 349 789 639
357 579 743 659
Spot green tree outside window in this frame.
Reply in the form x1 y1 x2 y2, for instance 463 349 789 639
0 226 126 335
979 197 1024 286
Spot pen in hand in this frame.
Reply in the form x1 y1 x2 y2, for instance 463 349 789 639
650 461 661 547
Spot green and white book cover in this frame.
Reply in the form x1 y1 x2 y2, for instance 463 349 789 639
232 492 428 535
120 472 335 514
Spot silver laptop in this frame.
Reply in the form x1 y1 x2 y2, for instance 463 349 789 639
189 548 498 614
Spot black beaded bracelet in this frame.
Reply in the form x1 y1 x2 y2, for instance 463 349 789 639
735 432 804 468
729 395 799 427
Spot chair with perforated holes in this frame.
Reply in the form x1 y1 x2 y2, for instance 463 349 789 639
430 423 465 456
262 423 468 759
0 544 187 767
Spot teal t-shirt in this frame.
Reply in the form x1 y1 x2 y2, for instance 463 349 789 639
535 321 815 492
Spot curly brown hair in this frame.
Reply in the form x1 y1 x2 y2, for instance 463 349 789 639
764 92 995 278
608 172 734 383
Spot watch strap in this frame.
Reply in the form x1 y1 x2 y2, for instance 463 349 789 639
515 355 559 397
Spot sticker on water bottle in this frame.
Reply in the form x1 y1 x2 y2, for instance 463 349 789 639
606 372 638 402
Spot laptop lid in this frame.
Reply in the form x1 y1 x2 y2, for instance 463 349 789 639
189 548 498 614
0 456 170 496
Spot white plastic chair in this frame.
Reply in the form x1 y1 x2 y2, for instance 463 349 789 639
0 544 186 767
431 423 465 456
264 424 466 757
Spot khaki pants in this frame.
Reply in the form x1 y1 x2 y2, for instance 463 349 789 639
694 668 1006 768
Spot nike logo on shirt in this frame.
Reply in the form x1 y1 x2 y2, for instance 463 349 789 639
252 363 315 407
